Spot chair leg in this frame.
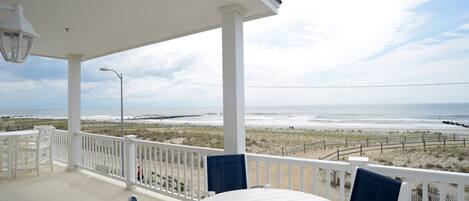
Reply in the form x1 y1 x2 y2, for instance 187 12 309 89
24 152 28 167
36 150 40 176
49 148 53 172
0 146 3 174
6 140 12 180
14 142 18 178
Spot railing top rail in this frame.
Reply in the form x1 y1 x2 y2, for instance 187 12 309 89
246 153 350 171
78 131 125 142
55 129 69 134
367 164 469 185
133 138 224 155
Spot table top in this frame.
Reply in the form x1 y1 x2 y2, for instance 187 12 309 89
0 130 39 138
201 188 330 201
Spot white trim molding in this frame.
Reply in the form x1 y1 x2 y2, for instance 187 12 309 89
219 4 247 16
261 0 281 14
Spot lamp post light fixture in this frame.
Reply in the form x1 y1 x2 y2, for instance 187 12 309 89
99 67 124 137
0 3 39 63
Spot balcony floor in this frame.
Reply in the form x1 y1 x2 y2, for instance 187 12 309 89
0 164 175 201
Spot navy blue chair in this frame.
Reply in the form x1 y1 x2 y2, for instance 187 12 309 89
350 168 409 201
206 154 248 194
128 195 138 201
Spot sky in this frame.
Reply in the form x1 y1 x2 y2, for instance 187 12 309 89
0 0 468 111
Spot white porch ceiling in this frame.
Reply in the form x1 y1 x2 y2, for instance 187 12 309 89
0 0 280 61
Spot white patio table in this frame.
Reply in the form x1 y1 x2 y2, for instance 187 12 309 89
201 188 330 201
0 130 39 179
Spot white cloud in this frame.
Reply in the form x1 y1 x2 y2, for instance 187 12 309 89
82 0 437 106
3 0 469 109
460 23 469 30
0 78 67 109
243 0 429 83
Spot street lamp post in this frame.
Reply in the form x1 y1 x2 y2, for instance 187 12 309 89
99 67 124 137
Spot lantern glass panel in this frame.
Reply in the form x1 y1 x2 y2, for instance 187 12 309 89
0 31 20 61
17 34 33 62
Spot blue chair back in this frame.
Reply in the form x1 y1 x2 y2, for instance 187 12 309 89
350 168 402 201
128 195 138 201
207 154 247 194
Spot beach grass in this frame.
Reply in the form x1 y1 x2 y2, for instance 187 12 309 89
1 118 465 166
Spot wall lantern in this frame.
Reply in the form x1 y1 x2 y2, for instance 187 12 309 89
0 3 39 63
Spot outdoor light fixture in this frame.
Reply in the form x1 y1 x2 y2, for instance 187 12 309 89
99 67 124 137
0 3 39 63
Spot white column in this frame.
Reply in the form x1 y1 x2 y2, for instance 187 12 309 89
124 135 136 190
220 4 246 154
66 54 82 171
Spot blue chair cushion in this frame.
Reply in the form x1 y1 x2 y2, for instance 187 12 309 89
350 168 402 201
207 154 248 194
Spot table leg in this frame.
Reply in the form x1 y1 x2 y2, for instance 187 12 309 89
0 144 3 175
7 139 12 180
14 138 17 178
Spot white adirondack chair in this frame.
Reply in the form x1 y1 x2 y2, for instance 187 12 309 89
15 125 54 176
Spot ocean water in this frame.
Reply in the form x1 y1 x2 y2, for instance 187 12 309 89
2 103 469 133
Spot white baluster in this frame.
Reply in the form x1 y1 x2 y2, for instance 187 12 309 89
300 166 304 192
112 141 116 177
256 160 260 186
457 183 464 201
191 152 194 199
277 163 282 188
326 169 331 199
439 182 446 201
173 150 176 193
147 146 151 186
288 164 292 190
82 136 86 167
106 141 110 174
312 167 318 194
202 155 207 198
197 153 201 200
118 141 122 177
143 146 147 185
177 150 181 196
87 136 91 167
339 171 345 201
150 146 154 188
165 148 169 192
92 138 96 171
266 161 271 185
184 151 188 197
153 146 158 189
159 147 163 190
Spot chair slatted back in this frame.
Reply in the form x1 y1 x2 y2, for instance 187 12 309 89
206 154 247 194
350 168 402 201
33 125 55 146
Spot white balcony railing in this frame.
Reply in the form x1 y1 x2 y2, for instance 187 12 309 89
52 129 69 163
79 132 126 181
246 153 350 201
131 138 223 200
51 130 469 201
